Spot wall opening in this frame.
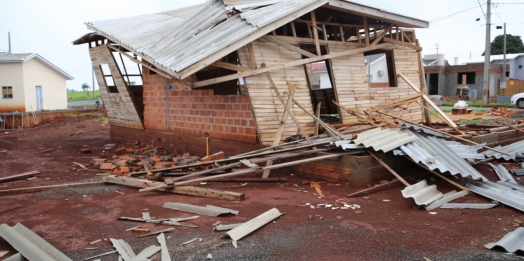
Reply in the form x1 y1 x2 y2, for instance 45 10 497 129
111 51 144 120
428 73 439 95
99 64 119 93
364 50 397 87
195 51 245 95
457 72 475 84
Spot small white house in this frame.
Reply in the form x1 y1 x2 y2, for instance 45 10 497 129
0 52 73 112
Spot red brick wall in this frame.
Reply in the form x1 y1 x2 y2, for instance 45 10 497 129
370 82 390 88
143 72 258 143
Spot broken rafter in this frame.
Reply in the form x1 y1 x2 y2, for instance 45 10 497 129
193 43 394 88
260 35 315 58
292 98 345 140
370 25 393 46
211 61 251 72
107 44 173 79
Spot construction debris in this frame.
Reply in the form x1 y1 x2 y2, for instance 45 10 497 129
224 208 283 241
137 228 175 238
213 224 243 231
425 190 469 211
157 233 171 261
485 227 524 253
401 180 443 206
440 203 498 209
0 171 40 183
489 163 517 183
0 223 72 261
163 203 239 217
180 238 203 246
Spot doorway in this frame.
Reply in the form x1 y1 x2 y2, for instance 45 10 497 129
35 86 43 110
428 74 439 95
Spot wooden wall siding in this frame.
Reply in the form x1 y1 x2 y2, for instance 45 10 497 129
89 45 144 130
238 40 315 145
328 43 422 123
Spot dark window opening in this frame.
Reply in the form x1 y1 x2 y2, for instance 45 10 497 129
364 50 397 87
457 72 475 84
196 51 245 96
2 86 13 99
506 71 510 77
428 73 439 95
99 64 119 93
519 65 523 69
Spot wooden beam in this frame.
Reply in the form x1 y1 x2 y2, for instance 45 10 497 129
212 61 251 72
207 177 287 183
369 152 410 186
370 25 393 46
339 26 345 42
0 171 40 183
104 176 244 201
310 11 322 56
291 22 297 38
314 102 321 136
260 35 315 58
292 98 345 140
363 17 370 46
347 179 401 197
262 87 297 179
193 43 394 88
247 43 257 69
0 181 105 196
107 45 173 79
383 37 421 51
397 73 458 129
415 39 432 126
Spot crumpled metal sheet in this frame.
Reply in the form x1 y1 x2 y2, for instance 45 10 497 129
488 163 517 183
400 132 488 182
397 121 446 138
441 203 498 209
425 190 468 211
485 227 524 253
0 223 72 261
483 140 524 162
401 180 443 206
440 140 486 160
353 128 417 153
163 203 239 217
466 181 524 213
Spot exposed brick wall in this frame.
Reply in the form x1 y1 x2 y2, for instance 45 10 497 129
370 82 390 88
142 72 258 143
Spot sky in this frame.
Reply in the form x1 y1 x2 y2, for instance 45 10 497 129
1 0 524 91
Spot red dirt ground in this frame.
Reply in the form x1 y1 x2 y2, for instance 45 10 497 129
0 113 523 261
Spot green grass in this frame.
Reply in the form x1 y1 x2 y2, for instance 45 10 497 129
67 91 101 101
456 118 493 125
442 100 515 107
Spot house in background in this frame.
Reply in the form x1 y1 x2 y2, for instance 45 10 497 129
490 53 524 80
0 52 73 112
365 53 390 87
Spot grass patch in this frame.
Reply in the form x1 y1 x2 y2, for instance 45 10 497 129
68 91 101 101
442 100 515 107
63 112 107 121
456 118 493 125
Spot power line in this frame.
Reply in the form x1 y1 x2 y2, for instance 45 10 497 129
414 1 478 16
478 0 486 19
430 6 481 22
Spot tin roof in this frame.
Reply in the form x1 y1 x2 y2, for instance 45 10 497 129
483 140 524 162
485 227 524 253
352 128 418 153
466 181 524 213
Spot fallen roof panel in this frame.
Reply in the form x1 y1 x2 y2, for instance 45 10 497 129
163 202 239 217
353 128 417 153
401 180 443 206
425 190 468 211
485 227 524 253
397 121 445 138
483 140 524 161
0 223 72 261
400 132 488 182
466 181 524 213
441 203 498 209
488 163 517 183
224 208 283 241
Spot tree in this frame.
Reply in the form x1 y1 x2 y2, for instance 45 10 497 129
483 34 524 55
81 83 90 93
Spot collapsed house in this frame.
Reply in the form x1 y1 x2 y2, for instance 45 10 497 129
73 0 431 157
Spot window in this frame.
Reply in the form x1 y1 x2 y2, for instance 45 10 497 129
2 86 12 99
457 72 475 84
364 50 397 87
519 65 523 69
99 64 119 93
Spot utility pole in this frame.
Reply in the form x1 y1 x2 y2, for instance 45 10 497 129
8 32 11 53
92 69 95 100
503 22 507 82
435 44 439 54
482 0 491 105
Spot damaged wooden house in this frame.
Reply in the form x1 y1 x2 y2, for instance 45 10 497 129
73 0 432 185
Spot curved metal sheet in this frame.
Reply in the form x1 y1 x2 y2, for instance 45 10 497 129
485 227 524 253
353 128 417 153
401 180 443 206
483 140 524 162
466 181 524 213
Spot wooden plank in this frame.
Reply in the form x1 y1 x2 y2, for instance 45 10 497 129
369 152 410 186
104 176 244 201
212 61 251 72
311 11 322 55
293 98 345 140
382 37 421 51
0 181 105 196
363 17 370 46
314 102 321 136
247 43 257 69
370 25 393 46
261 36 315 58
347 179 401 198
0 171 40 183
416 39 432 126
194 43 394 88
207 177 287 183
291 22 297 38
397 73 458 129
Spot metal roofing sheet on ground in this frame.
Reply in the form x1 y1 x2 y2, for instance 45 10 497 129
485 227 524 253
488 163 517 183
466 181 524 213
401 180 443 206
399 132 488 182
483 140 524 162
397 121 446 138
352 128 417 153
440 140 486 160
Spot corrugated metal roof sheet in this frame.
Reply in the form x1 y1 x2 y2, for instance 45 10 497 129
483 140 524 161
440 140 486 160
397 121 446 138
401 180 443 206
488 163 517 183
400 132 488 182
425 190 468 211
0 223 72 261
466 181 524 213
485 227 524 253
239 0 317 28
510 169 524 176
352 128 417 153
160 3 208 18
441 203 498 209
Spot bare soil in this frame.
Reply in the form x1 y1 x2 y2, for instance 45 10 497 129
0 113 523 261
